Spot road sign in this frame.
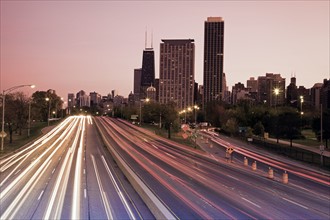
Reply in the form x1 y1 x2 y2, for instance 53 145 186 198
0 131 7 138
226 147 234 154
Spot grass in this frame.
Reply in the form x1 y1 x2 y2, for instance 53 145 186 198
0 120 59 157
293 129 320 147
142 124 200 149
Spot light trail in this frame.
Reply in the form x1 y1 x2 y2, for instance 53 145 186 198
0 117 79 200
43 117 83 219
91 155 113 220
72 116 85 220
101 155 136 220
0 159 52 219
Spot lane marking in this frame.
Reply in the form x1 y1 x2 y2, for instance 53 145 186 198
227 175 239 181
282 197 309 210
151 144 158 149
84 188 87 199
38 190 44 200
195 174 207 180
165 152 176 159
91 155 113 220
101 156 136 220
14 169 21 175
242 197 261 208
52 168 56 174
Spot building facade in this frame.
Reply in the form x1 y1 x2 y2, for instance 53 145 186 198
159 39 195 109
134 68 142 102
257 73 286 106
90 92 101 107
203 17 225 108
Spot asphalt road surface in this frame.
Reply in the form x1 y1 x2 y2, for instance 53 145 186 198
1 116 329 219
95 117 330 219
0 116 153 219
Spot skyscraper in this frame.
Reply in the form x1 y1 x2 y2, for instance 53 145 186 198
203 17 225 109
257 73 286 106
140 48 155 99
134 68 142 101
159 39 195 109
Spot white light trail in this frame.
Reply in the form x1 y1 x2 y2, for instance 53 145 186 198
91 155 113 220
71 116 85 220
0 159 52 219
101 156 136 220
44 116 82 219
0 117 79 199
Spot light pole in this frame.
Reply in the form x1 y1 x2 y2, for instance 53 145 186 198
193 105 199 125
187 107 192 123
300 95 304 129
273 88 280 110
1 84 35 151
45 97 51 126
28 98 31 137
139 98 150 125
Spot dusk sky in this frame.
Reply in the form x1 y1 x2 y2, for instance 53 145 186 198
1 1 329 101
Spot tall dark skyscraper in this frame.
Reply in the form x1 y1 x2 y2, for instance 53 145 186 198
203 17 224 109
140 48 155 99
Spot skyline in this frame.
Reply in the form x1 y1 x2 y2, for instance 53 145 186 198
1 1 329 100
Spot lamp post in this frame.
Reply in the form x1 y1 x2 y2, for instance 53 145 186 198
45 97 51 126
273 88 280 110
1 84 35 151
300 95 304 129
193 105 199 125
187 107 192 124
139 98 150 125
28 98 31 137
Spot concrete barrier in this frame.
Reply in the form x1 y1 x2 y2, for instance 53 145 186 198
94 119 176 219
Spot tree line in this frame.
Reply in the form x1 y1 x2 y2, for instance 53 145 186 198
1 90 63 143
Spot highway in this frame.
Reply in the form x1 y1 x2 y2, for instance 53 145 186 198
1 115 329 219
95 116 330 219
0 116 153 219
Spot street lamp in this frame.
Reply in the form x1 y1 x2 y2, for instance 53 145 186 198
45 97 51 126
273 88 280 110
1 84 35 151
299 96 304 115
139 98 150 125
193 105 200 125
28 98 32 137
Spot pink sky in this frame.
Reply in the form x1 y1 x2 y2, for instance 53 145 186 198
1 1 329 101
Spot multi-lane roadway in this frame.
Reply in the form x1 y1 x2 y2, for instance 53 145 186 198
96 116 330 219
0 116 153 219
1 115 329 219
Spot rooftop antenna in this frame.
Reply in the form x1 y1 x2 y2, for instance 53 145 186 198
151 29 153 49
145 26 147 49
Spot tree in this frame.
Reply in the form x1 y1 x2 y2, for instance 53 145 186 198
312 110 330 148
32 90 63 122
253 121 265 137
223 118 238 136
161 102 179 139
277 109 301 147
3 92 29 143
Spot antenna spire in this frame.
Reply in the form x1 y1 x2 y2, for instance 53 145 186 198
151 29 153 48
145 27 147 49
